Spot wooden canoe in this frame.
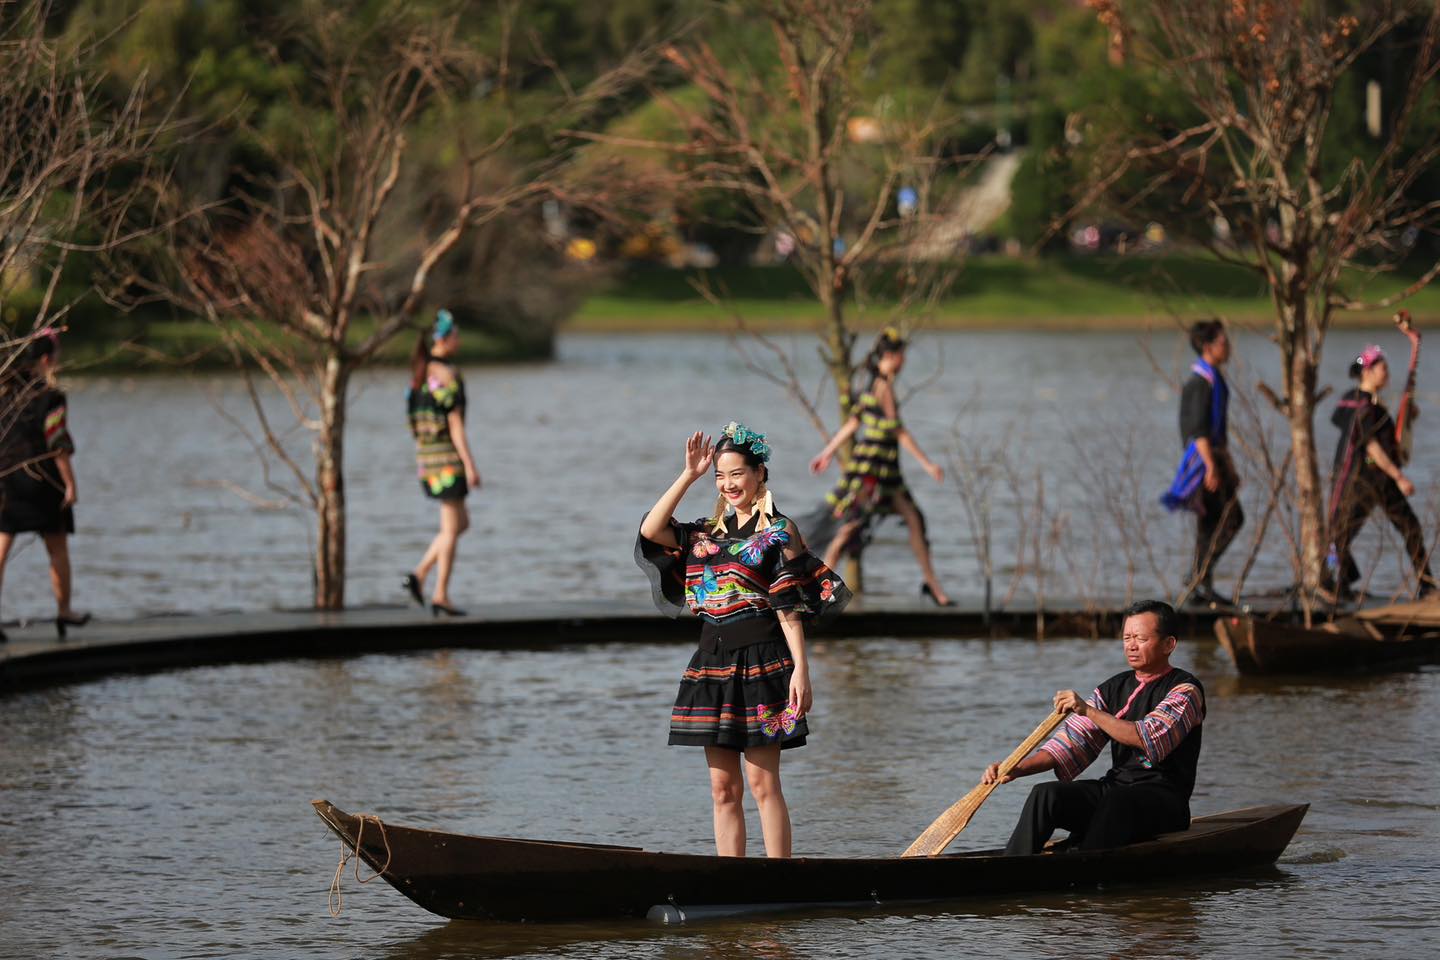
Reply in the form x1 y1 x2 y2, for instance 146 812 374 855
1216 610 1440 675
312 799 1307 923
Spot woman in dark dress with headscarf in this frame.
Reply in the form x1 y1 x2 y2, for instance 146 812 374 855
0 334 89 641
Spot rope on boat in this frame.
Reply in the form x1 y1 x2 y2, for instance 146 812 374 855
328 813 393 918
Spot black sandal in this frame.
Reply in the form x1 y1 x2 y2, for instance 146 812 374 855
430 601 466 618
401 573 424 607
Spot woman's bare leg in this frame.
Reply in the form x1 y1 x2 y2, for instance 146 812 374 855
0 532 14 615
823 520 863 571
40 532 73 616
413 533 443 585
706 746 746 856
744 745 792 858
430 500 469 606
894 493 949 604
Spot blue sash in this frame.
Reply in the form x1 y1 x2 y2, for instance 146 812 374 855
1161 360 1228 514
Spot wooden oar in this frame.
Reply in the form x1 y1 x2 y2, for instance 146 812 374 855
901 710 1067 858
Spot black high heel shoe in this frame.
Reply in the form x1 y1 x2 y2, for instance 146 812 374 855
920 584 955 607
56 611 91 640
401 573 424 607
430 601 466 618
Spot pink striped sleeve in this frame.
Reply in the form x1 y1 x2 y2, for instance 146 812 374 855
1136 683 1205 764
1038 688 1108 782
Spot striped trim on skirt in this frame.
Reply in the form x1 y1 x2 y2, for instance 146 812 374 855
668 638 807 750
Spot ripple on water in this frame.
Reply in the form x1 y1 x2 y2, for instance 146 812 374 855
2 636 1439 959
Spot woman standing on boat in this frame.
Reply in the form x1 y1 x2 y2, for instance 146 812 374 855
402 309 480 617
0 333 89 642
809 328 952 605
637 422 850 857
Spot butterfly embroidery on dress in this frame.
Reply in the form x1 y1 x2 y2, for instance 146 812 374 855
728 518 791 566
755 702 800 740
688 565 720 607
819 578 837 602
691 537 720 559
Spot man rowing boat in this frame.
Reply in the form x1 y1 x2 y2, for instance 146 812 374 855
982 600 1205 855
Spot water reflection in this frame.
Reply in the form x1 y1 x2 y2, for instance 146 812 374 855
396 920 814 960
374 869 1295 960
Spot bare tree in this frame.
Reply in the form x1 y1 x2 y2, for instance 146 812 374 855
1 0 190 505
0 1 173 350
580 0 980 586
1068 1 1440 616
120 4 653 608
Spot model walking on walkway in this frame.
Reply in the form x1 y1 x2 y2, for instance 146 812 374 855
1325 338 1435 600
809 328 952 604
402 310 480 616
0 334 89 641
1161 320 1243 606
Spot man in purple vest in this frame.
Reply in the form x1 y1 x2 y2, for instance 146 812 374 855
983 599 1206 855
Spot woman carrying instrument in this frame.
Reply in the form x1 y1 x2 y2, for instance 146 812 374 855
1326 337 1435 600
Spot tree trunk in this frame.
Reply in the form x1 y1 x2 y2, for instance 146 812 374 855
818 261 863 592
1280 302 1326 617
314 352 350 610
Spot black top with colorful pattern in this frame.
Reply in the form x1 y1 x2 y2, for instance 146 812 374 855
636 509 851 653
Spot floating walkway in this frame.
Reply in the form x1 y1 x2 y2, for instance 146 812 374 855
0 596 1253 692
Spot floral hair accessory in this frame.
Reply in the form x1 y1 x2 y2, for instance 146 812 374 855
433 308 456 342
721 420 771 462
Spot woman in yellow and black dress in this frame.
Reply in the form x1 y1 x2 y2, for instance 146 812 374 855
809 329 953 605
402 309 480 616
0 334 89 641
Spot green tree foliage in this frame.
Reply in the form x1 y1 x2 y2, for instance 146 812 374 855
55 0 651 353
30 0 1440 291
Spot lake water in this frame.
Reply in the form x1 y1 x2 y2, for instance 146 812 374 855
2 636 1437 958
6 328 1440 620
2 330 1439 958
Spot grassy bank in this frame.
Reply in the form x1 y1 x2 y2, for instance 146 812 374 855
52 315 553 376
35 253 1440 374
569 254 1440 332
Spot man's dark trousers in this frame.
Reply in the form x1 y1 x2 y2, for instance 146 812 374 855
1004 779 1191 856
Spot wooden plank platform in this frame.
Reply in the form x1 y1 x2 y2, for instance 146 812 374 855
0 597 1249 692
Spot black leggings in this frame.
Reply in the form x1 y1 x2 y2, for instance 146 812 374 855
1194 475 1244 586
1330 472 1432 587
1005 779 1191 856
